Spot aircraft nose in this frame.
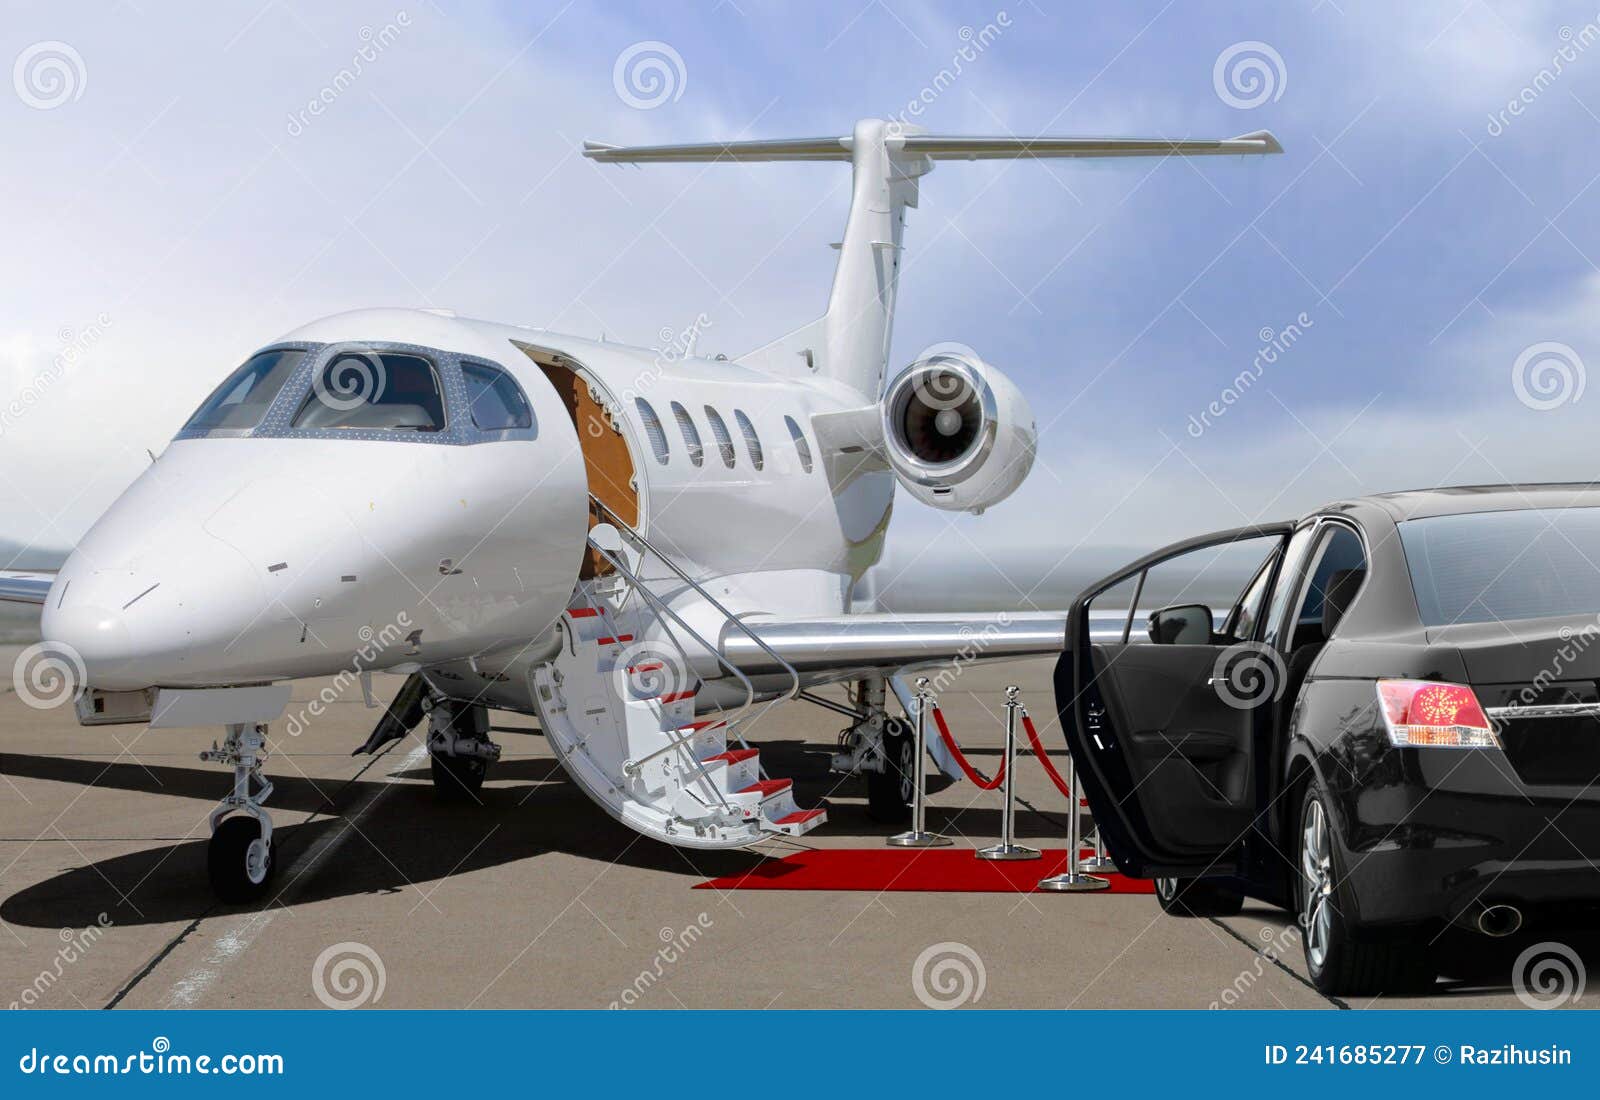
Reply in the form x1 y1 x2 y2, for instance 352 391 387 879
40 599 136 687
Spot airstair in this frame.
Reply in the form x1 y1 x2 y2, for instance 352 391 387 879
528 499 825 849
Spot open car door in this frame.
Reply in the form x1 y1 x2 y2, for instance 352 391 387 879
1056 523 1294 879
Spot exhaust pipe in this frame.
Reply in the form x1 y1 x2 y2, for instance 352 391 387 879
1476 904 1523 938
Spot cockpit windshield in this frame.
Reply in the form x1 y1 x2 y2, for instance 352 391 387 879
292 351 447 432
183 348 307 432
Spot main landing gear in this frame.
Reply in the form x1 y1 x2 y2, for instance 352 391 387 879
425 699 500 802
829 678 915 825
200 723 277 903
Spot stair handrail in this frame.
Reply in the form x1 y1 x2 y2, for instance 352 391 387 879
585 535 762 777
588 495 804 706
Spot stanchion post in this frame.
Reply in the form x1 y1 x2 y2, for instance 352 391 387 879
977 686 1040 861
1080 822 1117 873
1037 723 1108 892
888 677 952 848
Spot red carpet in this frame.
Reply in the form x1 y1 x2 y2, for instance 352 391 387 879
694 848 1154 893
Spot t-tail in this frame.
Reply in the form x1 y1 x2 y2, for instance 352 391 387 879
584 118 1281 399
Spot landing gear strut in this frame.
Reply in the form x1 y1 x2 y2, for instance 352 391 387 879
201 723 277 903
425 699 500 802
826 678 914 825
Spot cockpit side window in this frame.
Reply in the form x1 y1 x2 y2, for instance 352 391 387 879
292 351 447 432
461 362 533 432
184 348 307 432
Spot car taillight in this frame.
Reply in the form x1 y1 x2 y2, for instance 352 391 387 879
1376 680 1500 748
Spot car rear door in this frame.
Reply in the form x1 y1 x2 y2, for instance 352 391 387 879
1056 523 1296 877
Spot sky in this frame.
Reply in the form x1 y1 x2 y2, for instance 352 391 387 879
4 0 1600 586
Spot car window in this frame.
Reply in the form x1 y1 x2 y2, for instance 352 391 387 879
293 351 446 432
461 362 533 432
1087 532 1284 644
1287 524 1366 650
1222 548 1281 643
184 348 307 432
1262 525 1320 650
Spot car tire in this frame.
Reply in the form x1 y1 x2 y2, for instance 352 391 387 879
1154 876 1244 917
866 717 914 824
1297 782 1434 996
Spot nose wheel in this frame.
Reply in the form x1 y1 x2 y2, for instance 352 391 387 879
200 723 277 904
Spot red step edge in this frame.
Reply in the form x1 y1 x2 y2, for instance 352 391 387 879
704 748 759 765
567 607 599 618
738 778 793 797
597 634 635 645
659 689 695 704
772 808 825 826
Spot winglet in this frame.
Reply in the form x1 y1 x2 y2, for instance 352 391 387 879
1231 129 1283 154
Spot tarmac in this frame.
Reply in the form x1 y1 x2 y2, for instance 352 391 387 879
1 649 1591 1011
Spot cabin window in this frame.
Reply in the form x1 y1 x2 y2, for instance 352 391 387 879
292 351 446 432
636 398 670 464
784 415 813 473
734 409 764 471
671 401 703 467
462 362 534 432
704 405 736 468
184 348 307 432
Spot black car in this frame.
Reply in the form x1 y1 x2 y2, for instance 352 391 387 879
1056 484 1600 996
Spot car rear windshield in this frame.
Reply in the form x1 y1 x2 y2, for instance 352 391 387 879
1399 507 1600 626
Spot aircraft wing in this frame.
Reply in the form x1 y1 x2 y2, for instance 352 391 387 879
0 571 55 606
718 611 1072 677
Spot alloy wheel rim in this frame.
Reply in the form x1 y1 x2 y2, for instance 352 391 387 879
1300 799 1333 969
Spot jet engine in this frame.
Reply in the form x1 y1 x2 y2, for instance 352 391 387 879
881 350 1037 513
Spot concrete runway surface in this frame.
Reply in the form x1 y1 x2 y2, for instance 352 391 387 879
1 649 1590 1010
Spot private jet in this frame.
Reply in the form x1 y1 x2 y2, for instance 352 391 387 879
1 119 1281 901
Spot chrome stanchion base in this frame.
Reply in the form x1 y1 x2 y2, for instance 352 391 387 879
1079 855 1118 873
976 842 1041 861
888 830 953 848
1037 871 1109 892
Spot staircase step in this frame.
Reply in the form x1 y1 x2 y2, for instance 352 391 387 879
737 778 793 800
704 748 758 766
764 806 828 837
772 808 825 827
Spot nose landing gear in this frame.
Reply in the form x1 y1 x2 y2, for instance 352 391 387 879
425 700 500 802
200 723 277 903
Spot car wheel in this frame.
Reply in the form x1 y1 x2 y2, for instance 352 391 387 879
1298 782 1434 996
866 717 914 824
1154 875 1244 917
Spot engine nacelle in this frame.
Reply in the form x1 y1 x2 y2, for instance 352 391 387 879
881 351 1037 513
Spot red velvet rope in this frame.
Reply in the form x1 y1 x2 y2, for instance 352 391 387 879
929 705 1006 790
1021 711 1077 801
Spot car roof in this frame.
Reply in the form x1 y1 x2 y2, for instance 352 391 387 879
1317 482 1600 524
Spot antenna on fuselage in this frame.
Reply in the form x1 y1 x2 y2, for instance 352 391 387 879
583 120 1282 399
